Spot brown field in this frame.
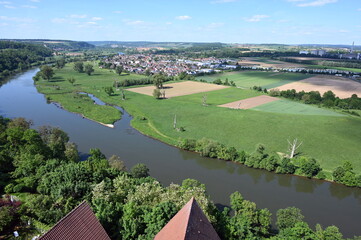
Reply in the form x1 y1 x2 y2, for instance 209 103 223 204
126 81 229 98
274 75 361 98
238 57 306 68
218 95 279 109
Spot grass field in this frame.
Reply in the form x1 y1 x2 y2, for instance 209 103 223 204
36 63 145 124
38 64 361 174
252 99 345 116
196 71 314 89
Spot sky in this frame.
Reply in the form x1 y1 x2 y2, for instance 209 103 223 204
0 0 360 44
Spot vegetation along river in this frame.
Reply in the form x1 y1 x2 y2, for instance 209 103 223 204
0 69 360 237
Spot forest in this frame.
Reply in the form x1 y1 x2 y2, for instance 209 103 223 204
0 41 53 80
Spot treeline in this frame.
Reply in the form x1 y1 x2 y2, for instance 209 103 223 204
0 41 53 80
178 137 361 187
0 116 357 239
269 89 361 110
318 60 361 69
279 57 361 69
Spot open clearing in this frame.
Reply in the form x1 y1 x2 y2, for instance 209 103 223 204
274 75 361 98
252 99 344 116
218 95 279 109
196 71 313 89
126 81 229 98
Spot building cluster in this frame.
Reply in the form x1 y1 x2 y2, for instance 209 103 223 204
299 47 360 60
102 54 238 76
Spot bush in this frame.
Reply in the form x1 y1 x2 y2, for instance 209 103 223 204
178 139 197 151
153 89 161 99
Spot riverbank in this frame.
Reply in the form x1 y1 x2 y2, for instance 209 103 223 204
36 64 361 176
3 68 361 237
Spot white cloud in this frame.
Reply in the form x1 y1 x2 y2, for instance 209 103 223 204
211 0 237 4
86 22 97 25
4 5 15 8
244 15 269 22
21 5 37 8
0 22 8 26
358 8 361 11
339 29 349 33
51 18 67 23
91 17 103 21
0 1 11 4
69 14 87 19
29 0 40 2
0 15 35 23
165 22 172 25
113 10 122 14
296 0 337 7
126 20 145 25
175 15 192 20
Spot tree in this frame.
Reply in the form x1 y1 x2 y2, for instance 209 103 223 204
276 207 304 230
73 62 84 73
104 87 114 96
67 77 76 86
84 64 94 76
115 65 123 75
55 58 65 69
131 163 150 178
108 155 126 171
153 73 165 89
40 65 54 81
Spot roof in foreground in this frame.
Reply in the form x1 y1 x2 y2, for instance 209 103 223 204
154 197 221 240
39 201 110 240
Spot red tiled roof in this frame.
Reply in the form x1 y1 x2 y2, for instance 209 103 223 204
39 201 110 240
154 197 221 240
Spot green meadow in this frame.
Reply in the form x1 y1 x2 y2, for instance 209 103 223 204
252 99 345 116
196 71 314 89
37 64 361 174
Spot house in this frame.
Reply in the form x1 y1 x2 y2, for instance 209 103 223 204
154 197 221 240
39 201 110 240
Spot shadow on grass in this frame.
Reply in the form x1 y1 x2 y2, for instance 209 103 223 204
49 76 65 82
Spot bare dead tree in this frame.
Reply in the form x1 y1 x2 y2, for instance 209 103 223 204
173 114 177 129
288 138 303 159
202 94 207 106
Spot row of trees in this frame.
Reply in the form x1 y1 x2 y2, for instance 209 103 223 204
213 78 236 87
73 61 95 75
178 138 324 179
0 116 357 239
269 89 361 110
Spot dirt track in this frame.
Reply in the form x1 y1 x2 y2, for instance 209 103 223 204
274 75 361 98
218 95 279 109
126 81 229 98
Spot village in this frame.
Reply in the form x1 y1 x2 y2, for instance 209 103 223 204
100 53 238 76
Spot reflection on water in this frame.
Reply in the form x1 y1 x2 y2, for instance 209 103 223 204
0 69 361 237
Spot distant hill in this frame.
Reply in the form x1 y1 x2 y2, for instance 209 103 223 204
87 41 227 49
1 39 95 51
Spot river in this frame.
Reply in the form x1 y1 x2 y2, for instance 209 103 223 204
0 69 360 237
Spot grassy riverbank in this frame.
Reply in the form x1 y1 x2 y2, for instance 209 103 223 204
37 64 361 175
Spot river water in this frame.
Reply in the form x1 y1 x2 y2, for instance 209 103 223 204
0 69 360 237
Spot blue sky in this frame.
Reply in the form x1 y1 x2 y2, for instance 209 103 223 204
0 0 360 44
